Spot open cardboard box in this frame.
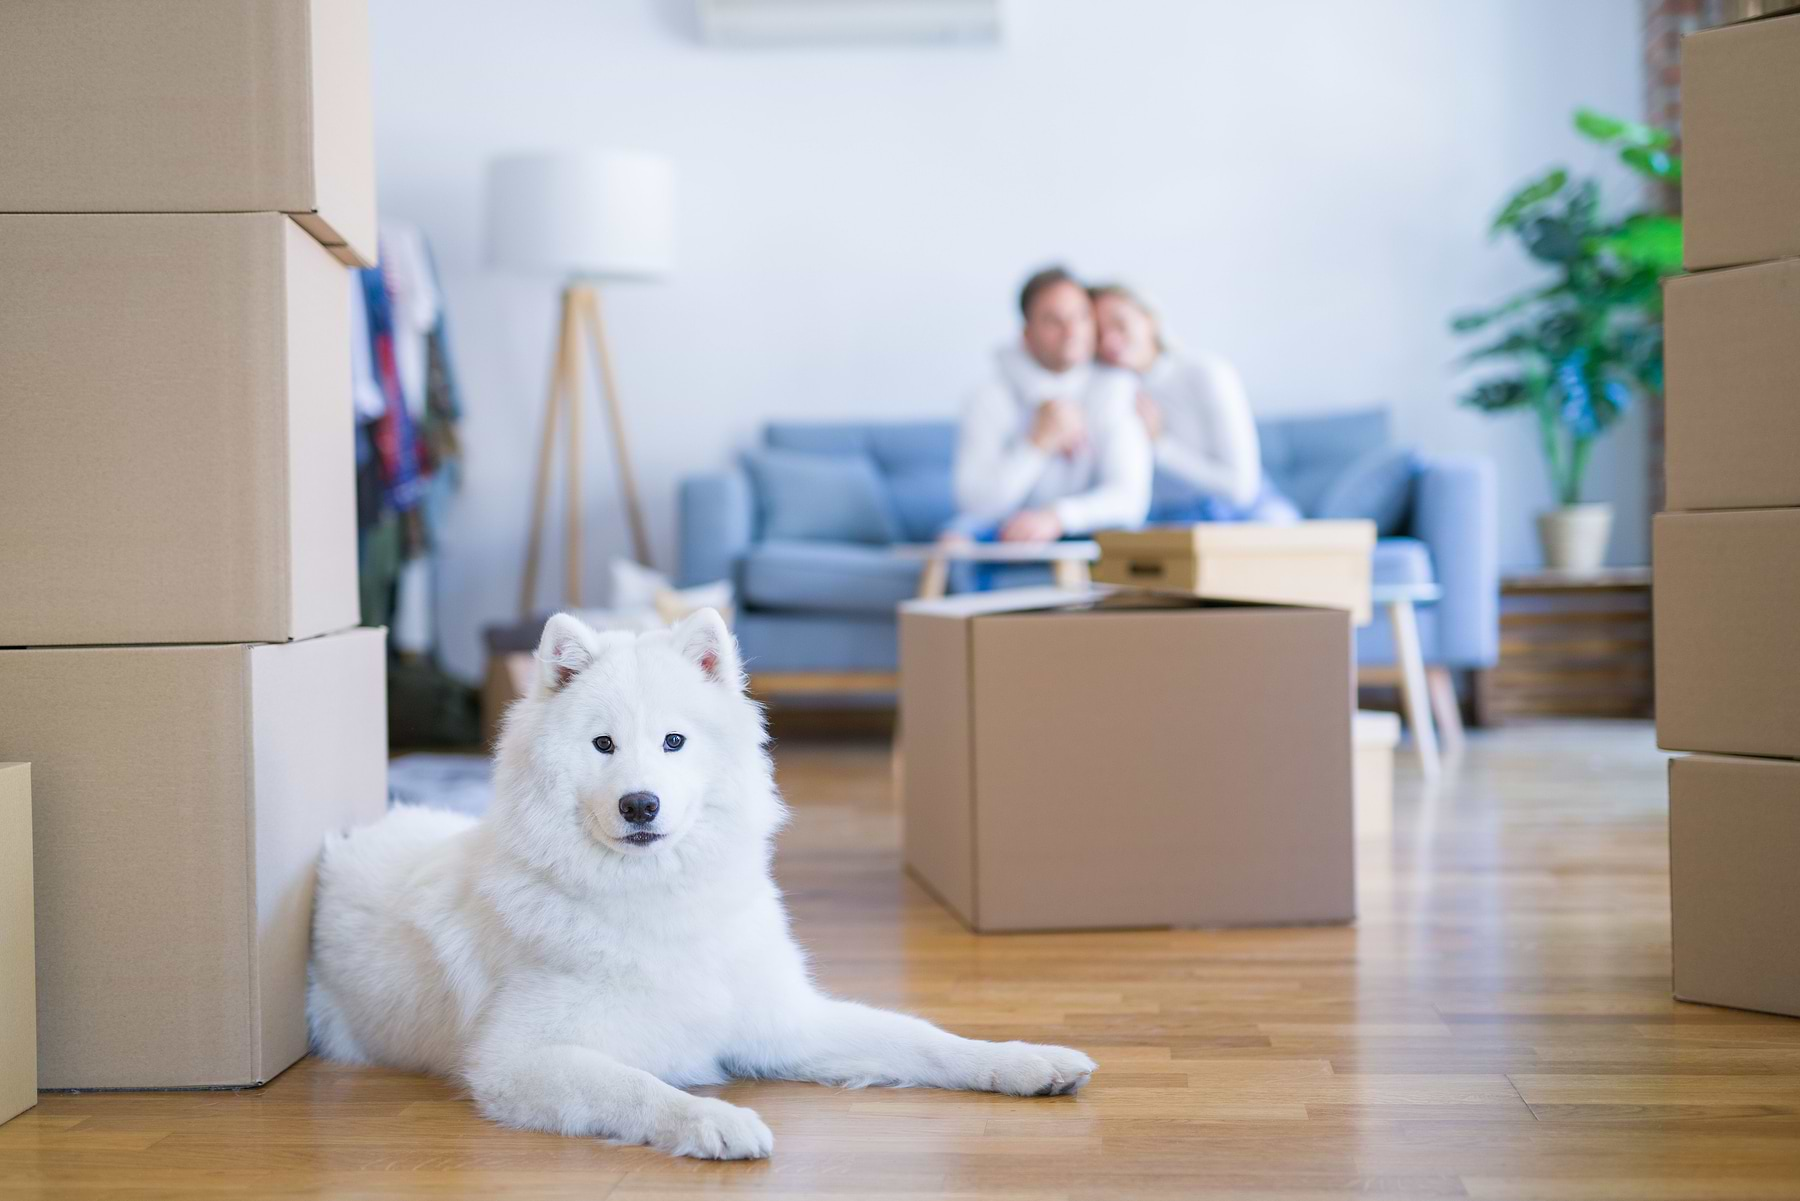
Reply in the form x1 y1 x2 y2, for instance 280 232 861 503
900 588 1355 932
0 0 376 266
0 629 387 1089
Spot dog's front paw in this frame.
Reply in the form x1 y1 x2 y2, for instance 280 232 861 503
977 1041 1097 1096
657 1096 774 1160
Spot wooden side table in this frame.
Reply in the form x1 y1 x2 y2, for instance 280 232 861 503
1359 582 1450 780
1473 567 1653 723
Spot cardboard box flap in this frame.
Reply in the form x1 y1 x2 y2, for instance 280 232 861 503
900 586 1113 619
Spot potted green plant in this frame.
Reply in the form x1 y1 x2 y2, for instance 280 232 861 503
1452 109 1683 573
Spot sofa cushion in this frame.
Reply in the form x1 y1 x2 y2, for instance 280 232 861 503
1258 408 1391 517
739 540 922 615
884 467 956 542
743 448 901 545
735 611 899 673
765 423 871 456
763 422 957 543
1371 536 1434 587
1316 447 1421 537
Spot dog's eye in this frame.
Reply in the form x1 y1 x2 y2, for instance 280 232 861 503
663 733 686 752
592 735 615 755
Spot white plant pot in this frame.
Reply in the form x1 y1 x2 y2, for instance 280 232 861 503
1537 503 1613 574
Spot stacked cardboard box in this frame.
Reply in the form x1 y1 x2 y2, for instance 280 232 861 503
1 766 34 1125
1656 10 1800 1018
0 0 387 1088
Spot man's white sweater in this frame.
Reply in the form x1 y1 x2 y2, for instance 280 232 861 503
952 345 1152 535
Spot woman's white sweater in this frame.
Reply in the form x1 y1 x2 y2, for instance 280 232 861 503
1140 350 1262 508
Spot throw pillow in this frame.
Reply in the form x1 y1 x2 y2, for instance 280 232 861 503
742 448 902 546
1315 446 1420 537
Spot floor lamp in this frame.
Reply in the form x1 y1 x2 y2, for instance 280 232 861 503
486 150 675 617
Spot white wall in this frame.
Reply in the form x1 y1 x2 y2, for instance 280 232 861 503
369 0 1649 681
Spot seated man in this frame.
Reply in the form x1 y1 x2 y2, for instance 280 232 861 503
950 266 1152 542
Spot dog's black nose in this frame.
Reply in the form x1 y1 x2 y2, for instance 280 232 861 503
618 791 660 825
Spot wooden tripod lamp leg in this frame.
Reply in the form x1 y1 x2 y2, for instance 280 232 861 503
562 290 584 609
519 289 580 619
579 287 655 568
518 291 572 619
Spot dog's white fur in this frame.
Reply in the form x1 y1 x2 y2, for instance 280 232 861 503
308 609 1095 1159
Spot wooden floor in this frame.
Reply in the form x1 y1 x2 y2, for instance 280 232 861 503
9 722 1800 1199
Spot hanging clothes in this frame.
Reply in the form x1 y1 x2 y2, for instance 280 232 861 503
349 219 464 655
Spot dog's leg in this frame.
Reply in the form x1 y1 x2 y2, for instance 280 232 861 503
467 1044 773 1160
736 998 1095 1096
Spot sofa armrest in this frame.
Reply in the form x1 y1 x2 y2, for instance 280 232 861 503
1411 455 1499 669
677 469 755 588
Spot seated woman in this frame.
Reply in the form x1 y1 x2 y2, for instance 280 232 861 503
1090 283 1297 523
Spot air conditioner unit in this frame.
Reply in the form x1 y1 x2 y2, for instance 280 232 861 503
696 0 1004 47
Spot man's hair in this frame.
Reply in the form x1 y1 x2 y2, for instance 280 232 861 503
1018 265 1082 319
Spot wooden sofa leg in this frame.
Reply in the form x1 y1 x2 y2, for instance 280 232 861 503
1426 667 1465 754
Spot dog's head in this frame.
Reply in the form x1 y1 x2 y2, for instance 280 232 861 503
493 608 781 887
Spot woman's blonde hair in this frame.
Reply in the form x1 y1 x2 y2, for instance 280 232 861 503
1087 282 1167 353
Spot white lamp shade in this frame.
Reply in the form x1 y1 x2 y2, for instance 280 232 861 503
484 150 676 279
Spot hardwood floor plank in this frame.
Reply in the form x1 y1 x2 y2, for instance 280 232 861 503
7 723 1800 1198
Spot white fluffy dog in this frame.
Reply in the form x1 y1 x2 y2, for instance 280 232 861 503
308 609 1095 1159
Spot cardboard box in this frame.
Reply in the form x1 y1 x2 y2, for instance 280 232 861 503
0 213 358 647
899 588 1354 932
0 629 387 1089
1092 521 1376 623
1654 510 1800 759
0 764 34 1124
1682 11 1800 270
481 651 536 752
0 0 376 266
1665 258 1800 510
1353 710 1400 838
1670 753 1800 1017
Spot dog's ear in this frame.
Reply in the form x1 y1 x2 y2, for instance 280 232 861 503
535 612 601 694
672 607 743 691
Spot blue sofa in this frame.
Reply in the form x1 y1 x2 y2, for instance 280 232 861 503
678 409 1497 682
